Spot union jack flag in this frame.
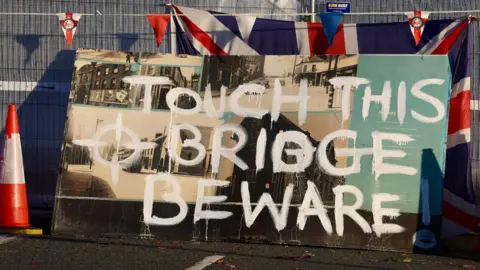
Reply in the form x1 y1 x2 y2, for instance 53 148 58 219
168 5 479 237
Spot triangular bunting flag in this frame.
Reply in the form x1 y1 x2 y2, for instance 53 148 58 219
235 15 257 44
57 12 81 46
146 14 171 47
317 13 343 47
405 10 430 46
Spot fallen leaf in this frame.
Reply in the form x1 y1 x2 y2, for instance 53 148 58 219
300 253 312 259
305 251 315 257
401 254 409 256
402 257 412 263
216 259 225 265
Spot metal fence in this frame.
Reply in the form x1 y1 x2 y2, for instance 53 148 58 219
0 0 478 207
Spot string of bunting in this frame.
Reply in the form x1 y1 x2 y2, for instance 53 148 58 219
31 6 479 47
316 9 436 48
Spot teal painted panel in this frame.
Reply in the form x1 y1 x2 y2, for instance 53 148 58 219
345 55 451 215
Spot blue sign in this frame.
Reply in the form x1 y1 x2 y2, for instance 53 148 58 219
325 2 351 13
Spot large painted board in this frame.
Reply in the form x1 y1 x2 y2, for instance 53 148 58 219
52 49 451 251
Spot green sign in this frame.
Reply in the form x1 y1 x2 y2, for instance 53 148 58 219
345 55 451 215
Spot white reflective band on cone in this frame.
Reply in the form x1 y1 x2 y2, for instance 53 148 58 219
0 134 25 185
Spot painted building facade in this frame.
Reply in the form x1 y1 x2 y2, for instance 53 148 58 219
294 55 358 86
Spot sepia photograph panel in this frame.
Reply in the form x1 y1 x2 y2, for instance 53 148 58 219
197 55 358 113
61 50 358 208
59 106 350 208
216 111 348 207
138 52 204 66
59 105 224 202
76 48 142 64
69 50 359 116
70 61 137 107
70 62 203 110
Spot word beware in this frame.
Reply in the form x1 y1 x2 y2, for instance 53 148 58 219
143 176 404 237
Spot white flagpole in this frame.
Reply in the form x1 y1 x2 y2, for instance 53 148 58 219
311 0 316 22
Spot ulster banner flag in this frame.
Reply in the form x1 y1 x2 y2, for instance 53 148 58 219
57 12 81 46
405 10 430 46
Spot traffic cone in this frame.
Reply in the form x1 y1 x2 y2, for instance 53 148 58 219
0 104 29 228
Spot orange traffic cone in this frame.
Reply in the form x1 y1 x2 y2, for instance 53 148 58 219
0 104 29 228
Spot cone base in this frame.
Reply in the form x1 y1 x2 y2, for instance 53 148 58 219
0 227 42 235
0 184 29 228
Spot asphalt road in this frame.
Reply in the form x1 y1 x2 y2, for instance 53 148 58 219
7 210 478 269
0 234 478 270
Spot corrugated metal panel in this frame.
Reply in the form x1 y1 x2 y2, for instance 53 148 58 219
0 0 479 205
